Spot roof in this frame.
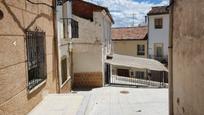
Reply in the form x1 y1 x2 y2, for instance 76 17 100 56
111 26 148 41
105 54 168 72
72 0 114 23
147 6 169 15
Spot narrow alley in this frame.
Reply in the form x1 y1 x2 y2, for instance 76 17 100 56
1 0 204 115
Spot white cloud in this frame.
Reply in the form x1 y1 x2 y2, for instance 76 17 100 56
85 0 169 27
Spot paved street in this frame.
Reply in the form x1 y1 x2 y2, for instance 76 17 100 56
77 86 168 115
28 94 84 115
28 86 168 115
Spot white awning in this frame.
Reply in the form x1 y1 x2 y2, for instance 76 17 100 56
105 54 168 72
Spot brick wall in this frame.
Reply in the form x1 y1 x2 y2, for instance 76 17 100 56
73 72 103 88
60 80 72 93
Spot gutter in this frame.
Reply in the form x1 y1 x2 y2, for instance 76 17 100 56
168 0 174 115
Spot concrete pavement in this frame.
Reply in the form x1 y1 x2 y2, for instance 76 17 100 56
78 86 169 115
28 87 168 115
28 94 84 115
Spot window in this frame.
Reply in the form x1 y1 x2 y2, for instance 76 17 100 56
137 45 145 55
61 56 67 84
117 69 129 77
154 18 163 29
156 47 163 57
26 30 47 90
130 71 134 76
154 43 163 58
71 19 79 38
57 0 63 6
135 72 144 79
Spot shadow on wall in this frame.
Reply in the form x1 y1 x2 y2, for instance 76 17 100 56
1 0 52 34
0 0 57 97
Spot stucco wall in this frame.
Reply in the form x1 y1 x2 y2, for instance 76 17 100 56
148 14 169 57
71 12 112 72
172 0 204 115
0 0 58 114
113 40 148 58
71 11 112 87
71 13 103 73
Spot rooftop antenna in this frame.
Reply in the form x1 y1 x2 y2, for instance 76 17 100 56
132 13 136 27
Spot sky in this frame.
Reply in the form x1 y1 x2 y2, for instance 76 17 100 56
85 0 169 27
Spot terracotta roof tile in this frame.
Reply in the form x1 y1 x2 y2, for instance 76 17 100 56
147 6 169 15
112 26 148 41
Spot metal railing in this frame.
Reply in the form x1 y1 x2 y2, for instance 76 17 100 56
110 75 168 88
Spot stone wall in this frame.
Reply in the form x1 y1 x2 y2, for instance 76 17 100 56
172 0 204 115
0 0 58 114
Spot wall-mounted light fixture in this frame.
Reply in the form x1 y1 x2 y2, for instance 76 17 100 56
0 10 4 20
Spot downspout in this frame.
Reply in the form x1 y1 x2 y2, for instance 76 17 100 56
66 0 73 88
168 0 174 114
147 15 150 81
53 0 60 93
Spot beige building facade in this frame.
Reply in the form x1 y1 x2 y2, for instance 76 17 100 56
170 0 204 115
112 27 148 78
0 0 71 115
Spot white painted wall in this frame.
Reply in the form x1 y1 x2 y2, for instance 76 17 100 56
56 2 70 86
71 11 112 73
56 6 64 40
148 14 169 58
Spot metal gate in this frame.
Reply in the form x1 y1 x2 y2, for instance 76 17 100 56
104 63 111 84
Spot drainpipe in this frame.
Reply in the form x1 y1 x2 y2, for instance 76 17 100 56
168 0 174 114
63 0 73 87
53 0 60 93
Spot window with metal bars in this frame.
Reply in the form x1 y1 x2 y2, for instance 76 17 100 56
26 30 47 90
61 56 68 84
71 19 79 38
